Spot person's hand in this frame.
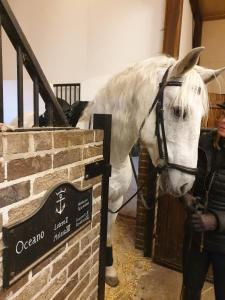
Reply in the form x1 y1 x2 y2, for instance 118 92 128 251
182 193 200 213
188 213 218 232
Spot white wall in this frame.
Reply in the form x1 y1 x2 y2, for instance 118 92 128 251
3 0 166 123
201 20 225 94
179 0 193 59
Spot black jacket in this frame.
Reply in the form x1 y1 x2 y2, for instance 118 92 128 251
191 131 225 253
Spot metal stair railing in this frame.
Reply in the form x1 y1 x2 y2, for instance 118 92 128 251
0 0 69 127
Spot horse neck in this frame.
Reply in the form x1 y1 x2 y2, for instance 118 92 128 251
110 119 138 166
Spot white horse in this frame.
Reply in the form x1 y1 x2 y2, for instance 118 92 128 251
78 47 225 286
1 47 224 287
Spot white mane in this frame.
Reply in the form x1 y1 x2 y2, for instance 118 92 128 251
169 68 209 116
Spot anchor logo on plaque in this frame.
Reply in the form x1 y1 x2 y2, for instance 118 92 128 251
55 188 66 215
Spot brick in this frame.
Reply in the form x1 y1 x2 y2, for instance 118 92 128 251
92 213 100 228
92 237 100 254
69 164 84 181
34 132 52 151
0 214 2 232
83 130 94 144
91 263 99 279
72 180 82 189
51 243 79 278
80 275 98 300
54 132 69 148
93 199 101 215
8 197 42 224
92 250 99 266
32 256 51 276
79 258 91 280
51 273 79 300
0 135 2 157
90 288 98 300
7 154 52 180
68 130 84 146
53 148 81 168
6 133 29 154
94 130 103 142
0 160 4 183
0 273 28 300
67 274 90 300
13 269 49 300
93 184 101 199
0 181 30 208
35 270 67 300
50 244 67 261
81 226 99 250
54 131 83 148
33 169 68 194
82 175 101 188
68 224 91 247
68 246 91 277
83 145 103 159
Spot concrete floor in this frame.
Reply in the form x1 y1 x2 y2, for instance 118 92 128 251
105 216 215 300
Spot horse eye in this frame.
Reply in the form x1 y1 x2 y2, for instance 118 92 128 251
173 107 187 120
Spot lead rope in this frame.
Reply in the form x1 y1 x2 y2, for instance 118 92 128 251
200 171 216 252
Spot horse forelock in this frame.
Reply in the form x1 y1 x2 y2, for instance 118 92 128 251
168 69 209 117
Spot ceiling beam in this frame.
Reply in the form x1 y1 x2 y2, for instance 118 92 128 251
189 0 202 48
203 14 225 21
163 0 183 58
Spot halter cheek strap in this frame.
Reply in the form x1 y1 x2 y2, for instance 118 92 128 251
140 67 197 176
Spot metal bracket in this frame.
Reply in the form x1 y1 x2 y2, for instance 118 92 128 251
84 160 111 180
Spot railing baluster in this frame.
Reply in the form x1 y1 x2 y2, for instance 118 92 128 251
69 85 72 105
65 86 67 102
61 86 62 99
56 86 58 98
78 84 80 101
46 101 53 127
0 14 3 123
33 77 39 126
17 46 23 127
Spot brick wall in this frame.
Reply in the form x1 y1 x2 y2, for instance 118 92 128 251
0 128 103 300
135 141 157 254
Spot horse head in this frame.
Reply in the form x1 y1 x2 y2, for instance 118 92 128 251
140 47 225 196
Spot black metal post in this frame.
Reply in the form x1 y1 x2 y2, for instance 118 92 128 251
78 85 80 102
0 14 3 123
33 76 39 126
17 46 23 127
93 114 111 300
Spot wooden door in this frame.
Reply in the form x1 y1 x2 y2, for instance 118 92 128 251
153 93 225 270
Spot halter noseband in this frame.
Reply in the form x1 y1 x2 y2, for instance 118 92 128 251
140 67 197 176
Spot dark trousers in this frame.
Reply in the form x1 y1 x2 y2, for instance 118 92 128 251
182 235 225 300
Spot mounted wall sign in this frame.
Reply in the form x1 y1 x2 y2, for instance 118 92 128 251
3 181 92 288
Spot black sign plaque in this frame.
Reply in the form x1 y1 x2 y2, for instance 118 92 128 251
3 181 92 288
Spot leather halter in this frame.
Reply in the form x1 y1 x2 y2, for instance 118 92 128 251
140 67 197 176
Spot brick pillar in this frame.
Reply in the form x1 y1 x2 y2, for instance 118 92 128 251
135 142 156 256
135 142 150 250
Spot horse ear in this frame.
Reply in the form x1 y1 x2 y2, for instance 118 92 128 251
195 65 225 84
170 47 205 78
